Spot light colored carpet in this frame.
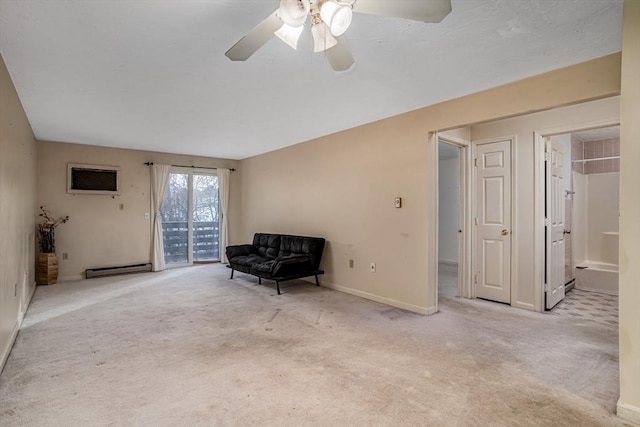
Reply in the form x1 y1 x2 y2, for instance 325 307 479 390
438 262 459 300
0 264 627 426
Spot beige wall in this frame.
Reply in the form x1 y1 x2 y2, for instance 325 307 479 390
618 0 640 422
37 141 241 279
0 54 38 371
471 96 620 310
242 123 432 311
240 54 621 314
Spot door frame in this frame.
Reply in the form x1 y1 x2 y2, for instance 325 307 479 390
163 166 220 268
471 135 517 305
533 119 619 311
544 136 567 309
428 132 472 314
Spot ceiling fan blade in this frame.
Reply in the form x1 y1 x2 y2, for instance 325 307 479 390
352 0 452 23
225 11 284 61
326 36 355 72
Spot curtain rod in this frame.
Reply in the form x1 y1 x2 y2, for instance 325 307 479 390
570 156 620 164
144 162 235 172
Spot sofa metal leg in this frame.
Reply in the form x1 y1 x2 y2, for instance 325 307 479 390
315 275 320 287
258 277 262 285
230 269 234 279
276 281 281 295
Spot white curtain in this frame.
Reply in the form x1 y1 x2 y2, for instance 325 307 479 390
218 168 231 263
151 164 171 271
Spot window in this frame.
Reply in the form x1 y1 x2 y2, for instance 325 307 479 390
160 170 219 265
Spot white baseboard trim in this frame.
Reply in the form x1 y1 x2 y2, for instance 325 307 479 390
1 280 37 375
513 300 536 312
19 281 37 324
322 282 436 316
425 305 438 315
617 400 640 425
438 259 458 266
0 320 20 375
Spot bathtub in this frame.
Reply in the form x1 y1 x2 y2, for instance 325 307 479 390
574 261 618 295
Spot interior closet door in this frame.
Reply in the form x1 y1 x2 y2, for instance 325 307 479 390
474 139 512 304
545 137 566 309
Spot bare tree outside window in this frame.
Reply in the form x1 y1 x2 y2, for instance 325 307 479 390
161 173 188 222
193 175 219 261
193 175 219 223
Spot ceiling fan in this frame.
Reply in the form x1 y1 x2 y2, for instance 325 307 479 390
225 0 452 72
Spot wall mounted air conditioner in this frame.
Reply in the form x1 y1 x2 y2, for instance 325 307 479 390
67 163 121 195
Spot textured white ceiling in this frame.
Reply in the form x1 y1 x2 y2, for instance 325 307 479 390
0 0 623 160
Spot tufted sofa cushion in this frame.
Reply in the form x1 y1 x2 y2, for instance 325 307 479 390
279 235 326 271
230 254 270 268
252 233 281 259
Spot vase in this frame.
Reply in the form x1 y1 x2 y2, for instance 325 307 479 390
37 253 58 285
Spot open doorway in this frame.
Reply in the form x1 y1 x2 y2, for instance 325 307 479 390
438 140 461 300
429 97 620 314
433 131 472 306
541 125 620 311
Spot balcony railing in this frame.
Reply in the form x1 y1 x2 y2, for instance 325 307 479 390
162 220 219 264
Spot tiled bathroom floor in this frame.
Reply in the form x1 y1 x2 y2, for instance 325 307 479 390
549 288 618 325
438 264 618 326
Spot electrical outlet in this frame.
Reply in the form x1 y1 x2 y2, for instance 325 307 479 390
370 262 376 273
349 259 354 268
62 252 69 260
395 197 402 208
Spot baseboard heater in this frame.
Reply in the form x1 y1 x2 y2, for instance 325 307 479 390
85 263 152 279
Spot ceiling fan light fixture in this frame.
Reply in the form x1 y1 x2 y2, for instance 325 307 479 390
275 23 305 50
311 20 337 52
278 0 310 27
319 0 353 36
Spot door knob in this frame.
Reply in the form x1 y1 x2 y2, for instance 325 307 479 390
501 229 509 236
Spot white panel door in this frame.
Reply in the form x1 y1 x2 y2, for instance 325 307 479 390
545 138 566 309
475 139 511 304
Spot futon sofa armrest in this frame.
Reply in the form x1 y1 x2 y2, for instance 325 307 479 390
272 255 313 277
226 244 258 260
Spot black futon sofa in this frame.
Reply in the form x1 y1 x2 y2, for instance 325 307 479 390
226 233 326 294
